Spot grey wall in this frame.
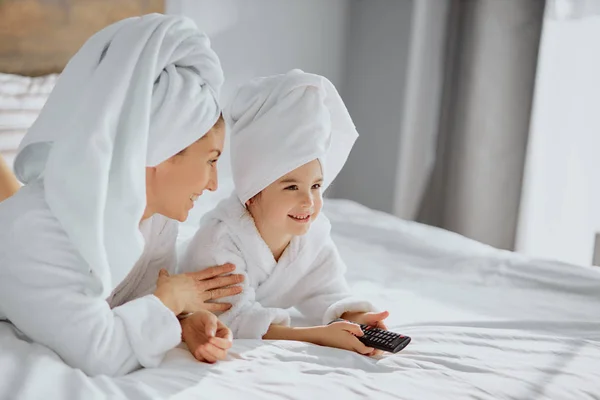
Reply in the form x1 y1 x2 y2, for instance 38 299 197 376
332 0 415 212
167 0 350 103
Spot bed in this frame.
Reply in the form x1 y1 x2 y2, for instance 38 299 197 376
1 199 599 399
1 3 600 399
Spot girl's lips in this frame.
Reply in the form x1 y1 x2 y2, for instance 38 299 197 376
288 214 311 223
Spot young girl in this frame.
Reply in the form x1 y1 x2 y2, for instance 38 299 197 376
180 69 390 356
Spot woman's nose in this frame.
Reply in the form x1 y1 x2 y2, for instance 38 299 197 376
206 169 218 192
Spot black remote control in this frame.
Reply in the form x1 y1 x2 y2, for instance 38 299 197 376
358 324 411 354
328 319 411 354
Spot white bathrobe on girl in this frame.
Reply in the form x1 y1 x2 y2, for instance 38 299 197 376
0 14 223 376
180 70 375 339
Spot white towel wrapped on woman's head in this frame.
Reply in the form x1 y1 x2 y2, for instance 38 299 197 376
224 69 358 204
13 14 223 297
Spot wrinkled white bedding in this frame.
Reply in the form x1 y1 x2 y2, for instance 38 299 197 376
1 199 599 399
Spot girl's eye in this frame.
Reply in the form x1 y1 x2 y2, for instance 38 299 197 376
312 183 321 190
285 185 299 191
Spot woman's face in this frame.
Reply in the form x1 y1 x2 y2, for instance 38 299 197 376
145 120 225 222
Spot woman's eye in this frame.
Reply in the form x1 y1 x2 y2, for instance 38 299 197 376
312 183 321 190
285 185 298 191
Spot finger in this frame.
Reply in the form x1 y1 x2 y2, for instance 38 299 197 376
196 345 217 363
202 274 245 291
215 320 233 342
339 322 364 337
376 321 388 330
353 340 375 355
190 344 206 362
209 286 243 300
205 302 233 312
204 315 218 338
188 264 236 281
204 342 228 361
366 311 389 324
219 323 233 342
375 310 390 320
159 268 170 277
209 336 233 350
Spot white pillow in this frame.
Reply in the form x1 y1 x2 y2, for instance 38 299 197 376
0 73 59 170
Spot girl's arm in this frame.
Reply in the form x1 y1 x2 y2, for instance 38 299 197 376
262 324 320 342
263 321 374 355
295 237 376 324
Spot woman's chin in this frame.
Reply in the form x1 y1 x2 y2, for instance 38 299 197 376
166 209 189 223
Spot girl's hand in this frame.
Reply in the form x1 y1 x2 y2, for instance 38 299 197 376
341 310 390 330
154 264 244 315
312 321 374 355
341 311 390 356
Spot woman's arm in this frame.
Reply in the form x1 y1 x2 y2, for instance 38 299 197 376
0 155 20 202
0 210 181 377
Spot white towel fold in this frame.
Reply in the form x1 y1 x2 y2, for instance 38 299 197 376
225 69 358 204
13 14 223 297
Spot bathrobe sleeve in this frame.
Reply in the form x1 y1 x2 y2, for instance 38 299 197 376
295 237 376 324
0 210 182 377
180 225 290 339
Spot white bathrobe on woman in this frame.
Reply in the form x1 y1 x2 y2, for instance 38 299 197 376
0 14 223 376
180 70 375 339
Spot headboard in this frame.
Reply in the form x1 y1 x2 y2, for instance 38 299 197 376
0 0 164 76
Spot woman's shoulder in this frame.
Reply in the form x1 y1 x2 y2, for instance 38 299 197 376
0 181 94 287
0 180 67 243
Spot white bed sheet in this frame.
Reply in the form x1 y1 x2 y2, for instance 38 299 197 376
1 199 599 399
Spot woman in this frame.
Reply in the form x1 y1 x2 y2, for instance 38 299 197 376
0 14 242 377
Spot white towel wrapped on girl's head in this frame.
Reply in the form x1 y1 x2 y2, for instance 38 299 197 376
226 69 358 203
180 69 375 339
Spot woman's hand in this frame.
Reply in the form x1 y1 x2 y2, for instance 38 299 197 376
154 263 244 315
312 321 374 355
180 310 233 363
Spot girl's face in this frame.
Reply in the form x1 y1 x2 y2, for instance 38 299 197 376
145 118 225 222
247 159 323 237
